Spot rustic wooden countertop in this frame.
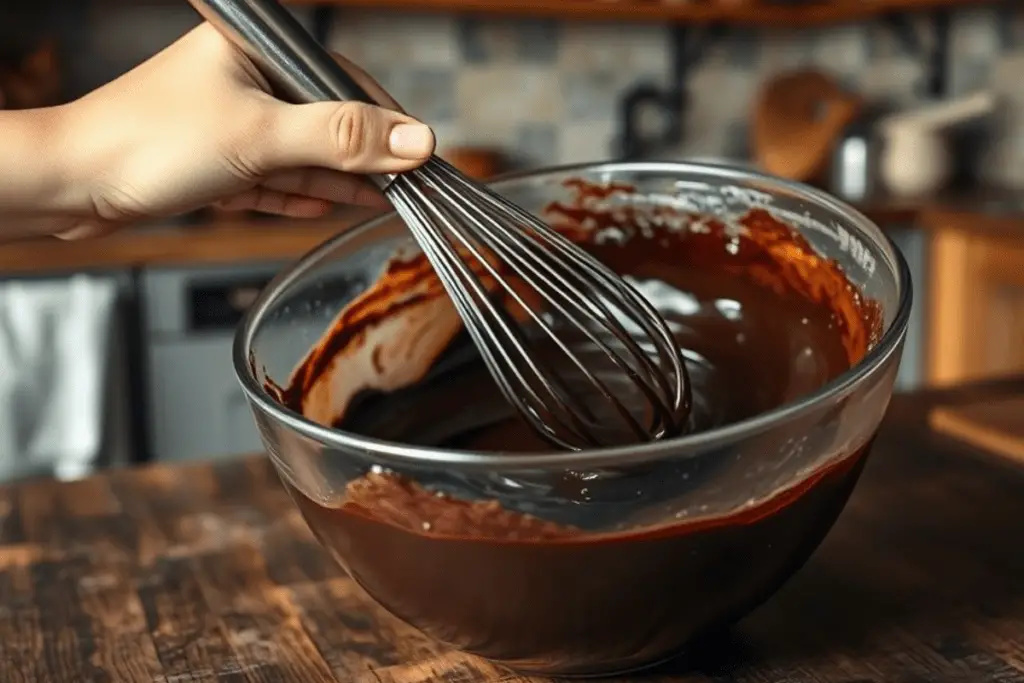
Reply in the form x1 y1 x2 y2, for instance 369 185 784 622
1 377 1023 681
0 190 1020 275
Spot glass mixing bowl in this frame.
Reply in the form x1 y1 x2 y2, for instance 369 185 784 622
235 161 912 677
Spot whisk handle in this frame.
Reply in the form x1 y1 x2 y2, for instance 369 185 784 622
185 0 394 190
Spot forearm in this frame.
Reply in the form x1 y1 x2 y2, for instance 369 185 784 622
0 106 85 218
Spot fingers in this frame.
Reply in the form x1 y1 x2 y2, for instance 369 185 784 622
260 168 388 208
215 188 332 218
227 42 433 175
257 100 435 175
0 212 121 241
55 221 121 241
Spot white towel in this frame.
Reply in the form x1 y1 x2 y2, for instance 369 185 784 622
0 274 117 481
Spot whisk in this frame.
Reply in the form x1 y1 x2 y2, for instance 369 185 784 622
190 0 690 450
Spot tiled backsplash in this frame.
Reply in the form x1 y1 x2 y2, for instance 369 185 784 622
27 1 1024 185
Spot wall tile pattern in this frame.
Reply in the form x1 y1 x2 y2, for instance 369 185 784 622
20 1 1024 186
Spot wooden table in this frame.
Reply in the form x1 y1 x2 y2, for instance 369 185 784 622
2 379 1023 682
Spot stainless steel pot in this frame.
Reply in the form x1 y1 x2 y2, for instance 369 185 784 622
828 117 879 202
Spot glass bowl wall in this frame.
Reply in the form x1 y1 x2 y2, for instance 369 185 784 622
235 161 912 677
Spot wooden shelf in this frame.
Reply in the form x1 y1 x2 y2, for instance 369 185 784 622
0 191 1018 275
0 209 380 275
285 0 1004 26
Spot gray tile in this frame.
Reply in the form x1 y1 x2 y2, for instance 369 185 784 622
809 25 870 80
757 30 816 73
860 57 924 105
456 18 489 64
854 22 877 65
514 19 561 64
559 121 617 164
869 14 927 59
995 5 1024 50
949 57 992 95
563 70 621 121
457 17 559 64
864 17 917 63
951 7 1002 60
379 67 457 123
513 122 559 167
456 18 517 64
456 65 563 127
723 121 750 160
864 21 883 61
795 27 821 63
727 29 761 69
865 19 893 61
341 13 458 68
989 49 1024 99
559 22 669 75
837 72 861 92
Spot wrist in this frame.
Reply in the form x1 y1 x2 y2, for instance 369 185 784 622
0 105 91 218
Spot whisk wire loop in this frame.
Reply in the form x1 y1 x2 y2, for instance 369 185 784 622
391 178 608 447
417 163 674 441
431 160 683 399
428 161 686 412
388 159 690 449
389 179 598 444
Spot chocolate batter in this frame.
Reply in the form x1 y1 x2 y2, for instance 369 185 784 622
264 178 883 675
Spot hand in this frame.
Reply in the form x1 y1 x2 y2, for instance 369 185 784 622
33 22 435 239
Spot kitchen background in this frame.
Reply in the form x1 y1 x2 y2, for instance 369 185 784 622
0 0 1021 481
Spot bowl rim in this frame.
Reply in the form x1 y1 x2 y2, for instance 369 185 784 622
233 159 913 470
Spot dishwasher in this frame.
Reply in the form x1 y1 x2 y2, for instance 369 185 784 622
142 262 289 463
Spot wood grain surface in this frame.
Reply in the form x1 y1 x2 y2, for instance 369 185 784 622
1 378 1023 682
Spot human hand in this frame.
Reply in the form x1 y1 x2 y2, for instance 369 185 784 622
34 22 435 239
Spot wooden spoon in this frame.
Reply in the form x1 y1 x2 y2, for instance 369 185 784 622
752 69 863 183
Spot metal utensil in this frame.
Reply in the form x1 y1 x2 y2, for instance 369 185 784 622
187 0 690 450
829 116 878 202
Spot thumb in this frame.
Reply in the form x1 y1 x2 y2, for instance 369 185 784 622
260 100 435 174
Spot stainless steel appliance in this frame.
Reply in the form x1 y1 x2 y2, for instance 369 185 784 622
142 262 285 462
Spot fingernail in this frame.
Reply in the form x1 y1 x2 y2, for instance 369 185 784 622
388 123 434 159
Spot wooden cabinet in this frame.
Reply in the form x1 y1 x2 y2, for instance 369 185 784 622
926 218 1024 386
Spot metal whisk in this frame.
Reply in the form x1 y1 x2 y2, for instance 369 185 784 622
190 0 690 450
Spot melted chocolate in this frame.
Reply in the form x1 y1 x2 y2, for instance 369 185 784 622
264 179 884 675
288 446 868 674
